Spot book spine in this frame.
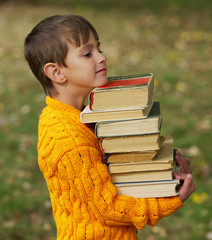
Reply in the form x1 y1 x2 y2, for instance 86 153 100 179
147 75 154 105
99 138 105 152
94 124 98 137
89 92 94 110
80 113 84 123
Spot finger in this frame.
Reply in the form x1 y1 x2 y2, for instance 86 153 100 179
175 151 184 166
176 150 184 160
175 152 191 174
184 158 192 173
175 155 183 168
173 173 186 180
185 158 191 168
178 174 195 202
190 180 196 192
172 170 180 177
176 149 182 157
179 174 193 195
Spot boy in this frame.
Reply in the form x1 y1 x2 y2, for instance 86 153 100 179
24 15 195 240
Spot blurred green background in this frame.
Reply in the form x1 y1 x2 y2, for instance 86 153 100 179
0 0 211 239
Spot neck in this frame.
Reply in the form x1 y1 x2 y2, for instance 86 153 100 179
52 82 93 111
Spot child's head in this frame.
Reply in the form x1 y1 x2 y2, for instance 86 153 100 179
24 15 99 96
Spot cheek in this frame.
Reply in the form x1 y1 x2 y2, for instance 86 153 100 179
80 64 96 76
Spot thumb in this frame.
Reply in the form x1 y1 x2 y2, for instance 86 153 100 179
178 174 193 197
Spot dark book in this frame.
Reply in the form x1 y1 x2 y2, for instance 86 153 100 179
95 102 161 138
111 168 174 183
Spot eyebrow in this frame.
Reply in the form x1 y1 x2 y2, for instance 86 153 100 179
80 41 100 50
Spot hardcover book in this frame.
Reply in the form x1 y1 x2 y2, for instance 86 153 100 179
109 161 173 174
107 139 174 173
89 73 154 111
105 151 158 163
95 101 161 138
115 179 180 198
80 101 153 123
99 134 165 154
111 168 173 183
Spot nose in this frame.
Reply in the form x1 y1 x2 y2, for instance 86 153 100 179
97 52 107 64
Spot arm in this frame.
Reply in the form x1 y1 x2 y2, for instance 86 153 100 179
57 144 183 230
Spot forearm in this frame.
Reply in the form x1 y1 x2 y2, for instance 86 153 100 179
101 186 182 229
145 196 182 227
76 148 183 229
55 145 182 230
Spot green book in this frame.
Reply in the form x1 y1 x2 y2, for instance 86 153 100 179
95 102 161 138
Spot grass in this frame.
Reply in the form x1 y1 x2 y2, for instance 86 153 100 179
0 0 211 239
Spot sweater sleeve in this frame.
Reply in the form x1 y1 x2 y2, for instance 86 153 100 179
54 143 182 230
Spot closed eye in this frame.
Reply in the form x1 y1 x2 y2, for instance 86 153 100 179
83 52 92 57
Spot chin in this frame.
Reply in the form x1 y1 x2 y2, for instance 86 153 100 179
97 77 108 87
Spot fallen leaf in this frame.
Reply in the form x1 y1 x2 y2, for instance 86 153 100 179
191 192 209 204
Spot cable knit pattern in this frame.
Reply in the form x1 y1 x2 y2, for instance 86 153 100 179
37 96 183 240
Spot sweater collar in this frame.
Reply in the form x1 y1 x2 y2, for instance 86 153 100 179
46 96 81 115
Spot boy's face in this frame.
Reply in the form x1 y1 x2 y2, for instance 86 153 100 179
61 31 107 94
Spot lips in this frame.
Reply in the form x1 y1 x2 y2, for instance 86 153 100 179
96 67 107 74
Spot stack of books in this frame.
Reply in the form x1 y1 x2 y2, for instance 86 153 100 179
80 73 180 198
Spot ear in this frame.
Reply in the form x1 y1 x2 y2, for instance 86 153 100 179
43 63 67 84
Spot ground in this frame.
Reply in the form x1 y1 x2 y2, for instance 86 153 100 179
0 1 211 239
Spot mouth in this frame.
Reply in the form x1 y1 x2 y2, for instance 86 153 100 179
96 67 107 74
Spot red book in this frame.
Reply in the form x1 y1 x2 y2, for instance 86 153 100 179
98 77 150 89
89 73 154 111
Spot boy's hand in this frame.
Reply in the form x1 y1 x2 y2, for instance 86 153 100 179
173 150 196 202
175 150 191 174
174 173 195 202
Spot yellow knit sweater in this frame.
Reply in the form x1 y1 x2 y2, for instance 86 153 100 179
38 97 183 240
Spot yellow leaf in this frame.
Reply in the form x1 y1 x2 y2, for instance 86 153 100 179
191 192 209 204
154 78 160 87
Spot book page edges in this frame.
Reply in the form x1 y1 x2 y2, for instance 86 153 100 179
115 179 180 187
80 101 153 123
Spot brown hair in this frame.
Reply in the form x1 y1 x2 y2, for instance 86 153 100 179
24 15 99 96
